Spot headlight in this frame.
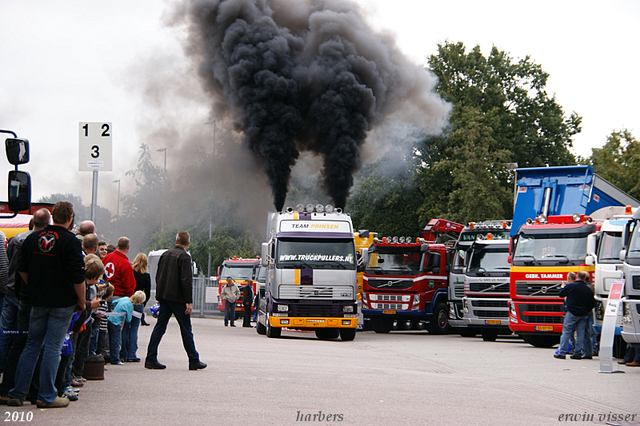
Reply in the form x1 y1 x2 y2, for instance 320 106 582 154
277 304 289 312
325 204 334 213
306 203 314 213
343 305 354 313
296 204 305 213
315 204 324 213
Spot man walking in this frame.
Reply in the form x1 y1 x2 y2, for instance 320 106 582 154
554 271 596 360
145 232 206 371
221 277 240 327
8 202 85 408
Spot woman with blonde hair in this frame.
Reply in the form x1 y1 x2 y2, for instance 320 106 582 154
121 253 151 362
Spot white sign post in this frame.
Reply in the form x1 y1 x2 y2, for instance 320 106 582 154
79 122 113 223
599 280 625 373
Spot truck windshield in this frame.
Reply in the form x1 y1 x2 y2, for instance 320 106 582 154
276 238 356 269
365 247 423 276
628 225 640 259
220 265 255 280
598 231 623 264
468 249 509 273
513 233 589 264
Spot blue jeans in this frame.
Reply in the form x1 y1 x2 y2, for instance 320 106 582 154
107 320 124 364
0 295 20 373
224 301 235 326
9 305 75 404
558 311 589 356
146 299 199 364
121 304 143 360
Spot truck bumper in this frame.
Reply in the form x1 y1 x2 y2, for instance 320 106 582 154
462 297 509 327
269 316 357 329
508 300 564 334
362 309 426 318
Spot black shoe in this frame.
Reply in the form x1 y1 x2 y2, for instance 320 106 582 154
553 353 566 359
144 360 166 370
570 353 582 360
581 355 593 360
230 324 236 327
189 361 207 371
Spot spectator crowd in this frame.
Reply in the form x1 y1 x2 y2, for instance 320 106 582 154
0 201 154 408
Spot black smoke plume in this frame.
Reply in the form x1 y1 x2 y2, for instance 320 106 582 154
180 0 449 211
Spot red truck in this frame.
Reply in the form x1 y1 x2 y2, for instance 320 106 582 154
361 219 464 333
217 257 260 317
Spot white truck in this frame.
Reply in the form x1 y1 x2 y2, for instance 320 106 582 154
462 236 512 341
620 208 640 349
256 204 358 340
586 206 635 357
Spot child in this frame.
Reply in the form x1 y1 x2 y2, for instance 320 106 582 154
95 284 114 360
107 291 146 365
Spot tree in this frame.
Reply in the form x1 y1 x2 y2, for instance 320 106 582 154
428 41 581 168
581 129 640 200
36 193 113 238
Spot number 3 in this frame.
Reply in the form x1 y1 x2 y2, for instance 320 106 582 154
91 145 100 158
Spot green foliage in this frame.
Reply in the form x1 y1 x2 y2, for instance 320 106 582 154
581 129 640 200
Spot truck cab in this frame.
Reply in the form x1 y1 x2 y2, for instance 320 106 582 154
620 209 640 346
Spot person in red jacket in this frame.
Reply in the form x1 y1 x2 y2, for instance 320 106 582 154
102 237 136 298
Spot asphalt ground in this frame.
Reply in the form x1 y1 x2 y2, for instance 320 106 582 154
4 317 639 426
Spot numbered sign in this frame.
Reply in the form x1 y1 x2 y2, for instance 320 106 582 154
79 122 113 171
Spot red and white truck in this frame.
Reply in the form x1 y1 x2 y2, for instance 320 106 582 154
361 219 463 333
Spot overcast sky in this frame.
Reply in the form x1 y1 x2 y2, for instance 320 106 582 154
1 0 638 215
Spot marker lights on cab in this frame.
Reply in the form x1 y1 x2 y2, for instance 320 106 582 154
625 205 633 215
292 203 339 214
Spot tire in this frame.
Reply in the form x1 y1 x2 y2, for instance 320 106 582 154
371 317 393 333
316 328 339 340
340 328 356 341
522 334 559 348
458 327 478 338
266 318 281 338
481 328 499 342
256 321 266 335
427 302 451 335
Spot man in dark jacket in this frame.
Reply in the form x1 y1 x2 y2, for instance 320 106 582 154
145 231 206 371
554 271 596 360
242 280 254 328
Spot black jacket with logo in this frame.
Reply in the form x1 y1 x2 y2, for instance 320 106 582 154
155 245 193 304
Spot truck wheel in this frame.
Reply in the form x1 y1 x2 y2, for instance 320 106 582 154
256 321 266 335
522 334 559 348
481 328 499 342
427 302 451 335
266 319 281 338
371 317 392 333
340 328 356 341
316 328 339 340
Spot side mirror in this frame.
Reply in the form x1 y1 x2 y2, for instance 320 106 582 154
586 234 597 256
507 255 512 264
619 249 626 262
585 255 595 266
361 248 369 266
5 138 29 165
8 170 31 212
261 243 269 267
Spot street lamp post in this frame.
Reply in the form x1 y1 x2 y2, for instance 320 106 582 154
113 179 120 239
157 148 167 233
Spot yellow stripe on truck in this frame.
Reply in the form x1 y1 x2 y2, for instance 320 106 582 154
295 269 300 285
269 317 356 328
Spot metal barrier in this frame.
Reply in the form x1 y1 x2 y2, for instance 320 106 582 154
192 275 220 317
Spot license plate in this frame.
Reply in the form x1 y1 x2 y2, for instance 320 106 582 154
485 320 501 325
535 325 554 332
382 310 396 315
